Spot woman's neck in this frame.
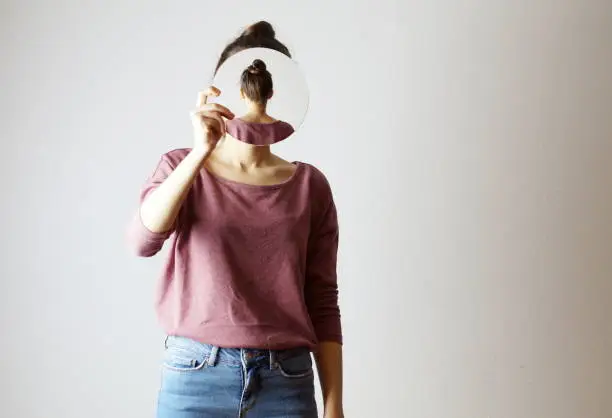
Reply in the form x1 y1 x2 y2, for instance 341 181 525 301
247 102 266 115
212 135 273 168
240 102 276 123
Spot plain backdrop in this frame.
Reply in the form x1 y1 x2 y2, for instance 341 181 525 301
2 1 612 417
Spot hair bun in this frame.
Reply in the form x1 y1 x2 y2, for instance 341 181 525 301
247 59 267 75
242 21 276 39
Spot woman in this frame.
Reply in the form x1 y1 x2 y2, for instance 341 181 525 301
127 21 343 418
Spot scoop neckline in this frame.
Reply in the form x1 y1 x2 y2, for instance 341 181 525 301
203 161 303 189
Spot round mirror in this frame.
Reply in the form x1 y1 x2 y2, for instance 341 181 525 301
209 47 309 146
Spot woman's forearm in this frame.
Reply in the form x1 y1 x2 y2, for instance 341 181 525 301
314 341 344 416
140 148 209 233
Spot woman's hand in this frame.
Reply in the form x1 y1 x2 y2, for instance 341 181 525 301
190 86 234 155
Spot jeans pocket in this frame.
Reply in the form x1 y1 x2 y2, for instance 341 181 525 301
276 351 314 379
162 342 207 372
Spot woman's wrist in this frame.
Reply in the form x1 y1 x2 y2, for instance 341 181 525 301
189 146 212 162
324 395 343 414
324 403 344 418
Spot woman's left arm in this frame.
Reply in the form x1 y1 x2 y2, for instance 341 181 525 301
304 187 344 417
314 341 344 418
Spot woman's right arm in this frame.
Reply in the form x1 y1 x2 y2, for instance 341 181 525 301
139 148 208 234
127 88 234 257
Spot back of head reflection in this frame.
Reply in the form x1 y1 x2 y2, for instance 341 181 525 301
225 58 295 145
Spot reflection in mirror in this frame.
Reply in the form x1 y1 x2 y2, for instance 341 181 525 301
224 59 295 145
210 47 309 145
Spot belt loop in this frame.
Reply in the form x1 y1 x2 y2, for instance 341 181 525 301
164 335 169 349
269 349 278 370
207 346 219 367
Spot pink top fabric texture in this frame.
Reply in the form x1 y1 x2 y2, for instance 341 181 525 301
126 149 342 349
225 118 295 145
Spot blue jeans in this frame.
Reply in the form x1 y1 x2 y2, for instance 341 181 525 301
156 336 318 418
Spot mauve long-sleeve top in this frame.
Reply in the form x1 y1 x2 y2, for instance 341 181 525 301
126 148 342 349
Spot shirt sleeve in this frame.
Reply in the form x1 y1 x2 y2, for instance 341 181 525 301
125 154 178 257
304 196 343 344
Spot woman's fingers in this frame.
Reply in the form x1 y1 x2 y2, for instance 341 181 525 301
198 116 219 137
193 112 225 138
196 86 221 107
191 89 232 140
193 103 234 120
202 113 226 138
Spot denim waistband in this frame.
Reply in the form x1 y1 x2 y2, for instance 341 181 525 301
164 335 310 367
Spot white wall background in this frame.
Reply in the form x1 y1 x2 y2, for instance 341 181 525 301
2 1 611 417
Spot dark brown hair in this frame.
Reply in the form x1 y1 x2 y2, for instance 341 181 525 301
240 59 273 104
214 21 291 74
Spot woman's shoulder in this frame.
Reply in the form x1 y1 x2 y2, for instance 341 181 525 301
277 120 295 133
297 161 327 178
296 161 334 196
158 148 192 167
